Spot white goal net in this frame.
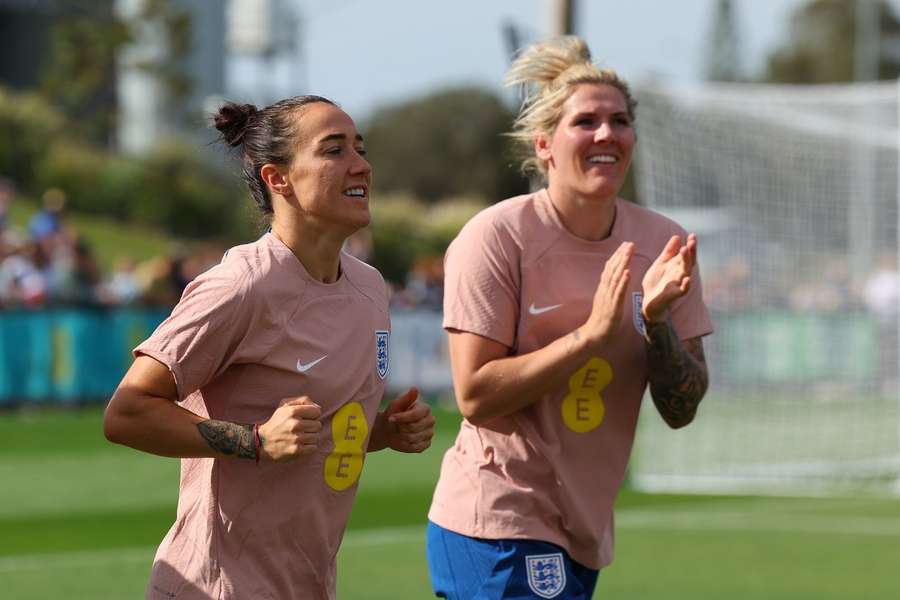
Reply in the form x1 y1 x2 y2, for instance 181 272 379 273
630 79 900 496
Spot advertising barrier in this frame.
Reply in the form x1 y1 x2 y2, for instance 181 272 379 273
0 309 879 405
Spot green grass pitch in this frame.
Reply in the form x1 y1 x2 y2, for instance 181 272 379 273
2 405 899 599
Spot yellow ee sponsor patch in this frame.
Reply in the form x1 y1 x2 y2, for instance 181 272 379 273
562 357 612 433
324 402 368 491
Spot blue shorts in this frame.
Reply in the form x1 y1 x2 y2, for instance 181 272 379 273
426 521 599 599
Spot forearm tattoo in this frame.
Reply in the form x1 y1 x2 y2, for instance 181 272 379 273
196 420 256 459
566 328 582 352
645 317 709 428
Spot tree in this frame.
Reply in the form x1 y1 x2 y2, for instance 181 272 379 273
37 0 126 143
766 0 900 83
38 0 192 144
363 87 529 204
704 0 743 82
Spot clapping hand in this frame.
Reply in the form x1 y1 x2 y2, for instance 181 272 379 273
641 234 697 323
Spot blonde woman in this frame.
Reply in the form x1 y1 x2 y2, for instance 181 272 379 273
426 37 713 599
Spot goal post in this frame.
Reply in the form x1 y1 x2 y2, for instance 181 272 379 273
629 79 900 496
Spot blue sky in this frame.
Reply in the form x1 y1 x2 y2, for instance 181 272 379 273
230 0 900 122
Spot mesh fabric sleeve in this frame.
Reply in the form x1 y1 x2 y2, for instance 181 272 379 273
442 215 521 349
134 266 258 402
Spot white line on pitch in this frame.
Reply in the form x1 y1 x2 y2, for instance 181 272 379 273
0 546 153 573
2 511 899 573
617 510 900 536
0 526 426 573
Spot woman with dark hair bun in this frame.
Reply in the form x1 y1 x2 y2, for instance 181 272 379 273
104 96 435 600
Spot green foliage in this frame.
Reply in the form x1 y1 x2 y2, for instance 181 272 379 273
0 87 64 186
130 143 249 240
420 196 488 255
38 2 127 142
369 195 485 284
37 0 193 143
31 137 249 241
766 0 900 83
364 87 529 204
34 141 139 220
0 86 252 242
369 196 428 284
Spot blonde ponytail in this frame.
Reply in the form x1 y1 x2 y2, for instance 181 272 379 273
505 36 636 178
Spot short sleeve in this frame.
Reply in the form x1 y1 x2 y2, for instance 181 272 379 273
442 214 521 348
135 266 259 401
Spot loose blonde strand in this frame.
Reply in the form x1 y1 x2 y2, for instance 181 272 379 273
504 36 637 178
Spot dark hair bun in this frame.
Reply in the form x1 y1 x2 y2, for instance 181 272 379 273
214 101 258 147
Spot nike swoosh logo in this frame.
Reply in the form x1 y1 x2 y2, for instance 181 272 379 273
528 303 562 315
296 355 328 373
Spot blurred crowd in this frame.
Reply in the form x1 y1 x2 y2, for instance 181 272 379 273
9 181 892 318
389 256 444 310
0 183 223 309
341 228 444 311
0 183 444 311
704 252 900 319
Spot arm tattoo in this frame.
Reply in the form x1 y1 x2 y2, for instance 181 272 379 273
196 420 256 459
566 328 582 352
645 317 709 428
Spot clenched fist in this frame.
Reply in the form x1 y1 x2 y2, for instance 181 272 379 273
369 387 436 453
258 396 322 462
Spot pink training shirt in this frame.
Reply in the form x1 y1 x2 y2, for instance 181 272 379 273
137 233 390 600
429 189 713 570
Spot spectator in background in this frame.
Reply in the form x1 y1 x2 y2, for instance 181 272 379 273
0 232 16 304
0 237 52 307
0 182 217 309
0 177 13 233
133 255 184 308
863 253 900 394
177 242 226 285
706 255 754 312
99 257 142 305
862 254 899 320
392 255 444 310
788 257 855 313
28 187 67 241
343 226 373 263
53 236 101 306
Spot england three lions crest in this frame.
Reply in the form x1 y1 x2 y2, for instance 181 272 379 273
526 553 566 598
375 330 389 379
